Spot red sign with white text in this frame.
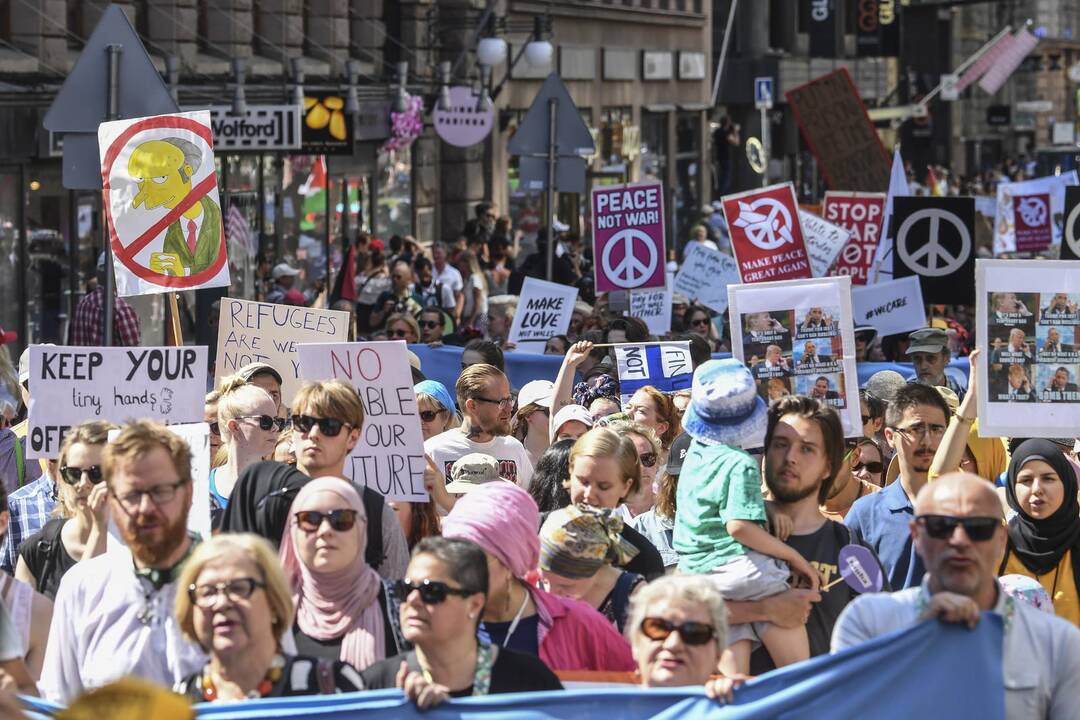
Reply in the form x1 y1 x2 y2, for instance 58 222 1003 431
721 183 811 283
1013 192 1052 253
824 191 886 285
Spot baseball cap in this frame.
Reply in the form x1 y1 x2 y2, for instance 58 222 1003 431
369 238 385 253
552 404 594 436
19 343 55 385
0 325 16 345
445 453 506 494
517 380 554 409
906 327 949 355
271 262 301 279
666 432 693 475
234 361 284 386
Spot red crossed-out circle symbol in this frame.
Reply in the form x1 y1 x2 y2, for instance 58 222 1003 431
102 115 227 289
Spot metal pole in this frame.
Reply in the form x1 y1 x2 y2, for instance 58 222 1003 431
324 157 331 291
760 106 769 188
710 0 740 107
545 97 557 282
103 43 121 346
919 25 1013 107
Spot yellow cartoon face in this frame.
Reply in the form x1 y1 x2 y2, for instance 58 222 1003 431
128 140 191 211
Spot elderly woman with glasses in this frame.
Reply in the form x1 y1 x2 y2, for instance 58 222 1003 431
628 574 742 701
360 536 563 707
175 533 365 701
279 477 405 671
16 420 114 601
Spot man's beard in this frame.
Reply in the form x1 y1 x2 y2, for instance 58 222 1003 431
765 465 819 504
122 509 189 567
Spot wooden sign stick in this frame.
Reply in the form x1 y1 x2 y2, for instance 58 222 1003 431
168 293 184 346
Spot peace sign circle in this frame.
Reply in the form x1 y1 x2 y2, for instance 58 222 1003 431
1065 202 1080 258
895 208 970 278
601 228 659 289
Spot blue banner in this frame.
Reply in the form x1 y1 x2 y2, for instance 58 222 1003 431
22 616 1003 719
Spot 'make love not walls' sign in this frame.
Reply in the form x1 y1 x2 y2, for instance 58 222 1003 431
507 277 579 353
27 345 207 459
298 341 427 502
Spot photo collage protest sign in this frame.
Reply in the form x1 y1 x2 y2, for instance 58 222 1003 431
27 345 207 459
613 342 693 407
507 277 578 352
977 259 1080 437
298 341 427 501
728 276 860 446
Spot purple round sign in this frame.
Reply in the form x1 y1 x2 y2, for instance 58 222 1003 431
837 544 883 594
433 86 494 147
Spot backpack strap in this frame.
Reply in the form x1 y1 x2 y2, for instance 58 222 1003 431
361 487 385 570
13 431 24 489
315 658 336 694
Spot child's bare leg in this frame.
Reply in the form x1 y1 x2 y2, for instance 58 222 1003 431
760 624 809 667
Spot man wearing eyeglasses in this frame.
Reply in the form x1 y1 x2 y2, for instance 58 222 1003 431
424 364 533 503
844 383 951 590
40 420 207 703
832 473 1080 718
905 327 966 402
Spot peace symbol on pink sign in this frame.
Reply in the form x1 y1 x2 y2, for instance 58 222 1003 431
592 182 667 293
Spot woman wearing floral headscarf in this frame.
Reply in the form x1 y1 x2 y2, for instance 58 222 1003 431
999 439 1080 626
538 505 644 633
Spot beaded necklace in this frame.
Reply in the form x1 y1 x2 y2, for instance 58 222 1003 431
200 653 285 701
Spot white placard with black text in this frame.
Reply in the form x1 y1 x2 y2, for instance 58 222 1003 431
508 277 579 353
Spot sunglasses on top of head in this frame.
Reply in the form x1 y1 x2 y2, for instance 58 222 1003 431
291 415 351 437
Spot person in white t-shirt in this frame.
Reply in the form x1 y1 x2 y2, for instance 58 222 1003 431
431 241 464 325
424 364 533 513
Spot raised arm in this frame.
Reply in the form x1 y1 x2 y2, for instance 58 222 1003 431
930 348 979 480
549 340 593 440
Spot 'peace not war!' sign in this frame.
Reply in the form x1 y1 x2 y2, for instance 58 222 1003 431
593 181 666 293
298 341 427 502
27 346 207 459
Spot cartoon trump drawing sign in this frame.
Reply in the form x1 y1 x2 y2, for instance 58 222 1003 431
98 111 230 296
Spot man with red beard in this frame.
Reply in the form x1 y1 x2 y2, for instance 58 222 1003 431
39 421 207 702
844 383 951 590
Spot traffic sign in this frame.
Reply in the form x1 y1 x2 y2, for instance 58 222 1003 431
892 196 975 304
941 73 959 102
508 72 594 158
207 105 302 151
755 77 774 109
592 181 666 293
43 5 179 189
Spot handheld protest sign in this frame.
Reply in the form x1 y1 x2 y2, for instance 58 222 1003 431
215 298 351 407
98 110 230 297
508 277 579 353
891 196 975 306
26 345 208 459
824 544 884 594
613 342 692 407
629 286 673 335
592 181 666 293
673 244 740 314
721 182 812 284
297 341 428 502
993 172 1078 255
851 276 927 338
976 259 1080 438
799 209 850 278
824 191 886 285
727 276 860 447
1013 193 1052 253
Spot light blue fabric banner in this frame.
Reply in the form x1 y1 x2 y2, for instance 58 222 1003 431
20 616 1004 719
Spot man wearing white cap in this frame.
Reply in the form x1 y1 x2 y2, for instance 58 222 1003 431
265 262 302 305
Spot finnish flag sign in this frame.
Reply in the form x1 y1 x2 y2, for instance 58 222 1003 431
613 342 693 406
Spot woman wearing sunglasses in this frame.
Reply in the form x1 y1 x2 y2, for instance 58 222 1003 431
441 481 635 673
208 378 284 524
851 438 885 488
175 533 364 701
999 439 1080 626
360 537 562 706
606 420 663 520
414 380 458 442
15 420 113 601
385 312 420 344
279 477 406 671
627 575 742 702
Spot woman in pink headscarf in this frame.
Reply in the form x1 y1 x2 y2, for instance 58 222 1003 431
441 481 635 672
280 477 406 670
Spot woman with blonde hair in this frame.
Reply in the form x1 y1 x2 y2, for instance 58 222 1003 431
175 533 364 701
16 420 113 600
568 428 664 580
605 420 662 519
385 312 421 343
208 376 285 523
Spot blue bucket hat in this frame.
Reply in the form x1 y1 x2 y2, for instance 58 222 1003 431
414 380 457 416
681 358 767 447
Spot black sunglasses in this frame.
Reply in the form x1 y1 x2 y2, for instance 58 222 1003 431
640 617 716 646
238 415 287 432
295 509 359 533
389 329 413 339
291 415 350 437
916 514 1001 542
639 452 658 468
419 410 444 422
60 464 104 485
852 461 883 475
419 320 442 329
394 578 477 605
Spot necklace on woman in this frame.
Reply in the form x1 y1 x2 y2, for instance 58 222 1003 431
200 653 285 701
420 641 495 696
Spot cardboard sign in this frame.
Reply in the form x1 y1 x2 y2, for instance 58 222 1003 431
799 209 850 277
297 342 427 502
891 196 975 305
630 287 673 335
993 172 1077 255
507 277 579 353
785 69 890 193
976 259 1080 438
215 298 350 406
672 244 741 314
98 111 230 297
728 276 860 447
593 181 666 293
1063 186 1080 261
613 342 693 406
851 276 927 338
1013 193 1052 253
27 345 207 459
722 183 812 284
824 192 886 285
